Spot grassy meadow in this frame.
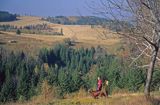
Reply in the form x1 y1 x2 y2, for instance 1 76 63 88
0 16 160 105
0 16 121 56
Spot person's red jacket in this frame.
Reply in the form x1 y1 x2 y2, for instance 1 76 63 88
97 79 102 91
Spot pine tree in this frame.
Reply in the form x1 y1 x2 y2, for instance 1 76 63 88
58 69 72 93
17 62 31 100
47 66 58 86
16 29 21 35
0 77 16 102
72 70 83 91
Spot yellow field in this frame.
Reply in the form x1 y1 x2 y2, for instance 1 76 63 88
50 24 118 40
0 16 118 39
0 16 121 56
0 16 50 27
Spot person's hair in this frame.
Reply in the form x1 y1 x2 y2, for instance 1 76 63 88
102 77 108 81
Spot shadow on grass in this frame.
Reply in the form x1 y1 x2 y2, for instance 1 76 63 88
0 41 6 45
65 41 82 47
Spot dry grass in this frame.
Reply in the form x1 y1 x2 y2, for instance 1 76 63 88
3 93 160 105
0 16 119 39
0 16 116 39
0 32 53 57
0 29 121 57
50 24 118 40
0 16 50 27
0 16 121 56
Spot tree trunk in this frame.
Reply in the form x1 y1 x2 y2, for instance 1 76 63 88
144 47 158 96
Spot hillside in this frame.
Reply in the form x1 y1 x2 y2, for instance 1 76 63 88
0 15 160 105
42 16 108 25
0 16 118 39
0 11 17 22
0 16 120 56
0 16 50 27
1 0 160 104
42 16 133 31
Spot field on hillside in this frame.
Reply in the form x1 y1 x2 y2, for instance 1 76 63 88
0 16 118 39
0 16 121 56
1 16 160 105
0 31 120 56
0 16 50 27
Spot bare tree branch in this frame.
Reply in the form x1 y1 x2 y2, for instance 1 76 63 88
143 36 156 47
89 0 160 96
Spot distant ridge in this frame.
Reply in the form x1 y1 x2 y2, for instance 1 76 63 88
0 11 17 22
42 16 133 32
42 16 108 25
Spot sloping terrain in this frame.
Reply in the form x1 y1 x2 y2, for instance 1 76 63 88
0 16 50 27
0 16 121 56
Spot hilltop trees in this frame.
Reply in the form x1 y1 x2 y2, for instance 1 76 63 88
0 11 17 22
43 16 108 25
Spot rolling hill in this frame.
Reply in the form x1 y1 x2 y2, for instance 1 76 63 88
0 11 17 22
0 16 121 56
